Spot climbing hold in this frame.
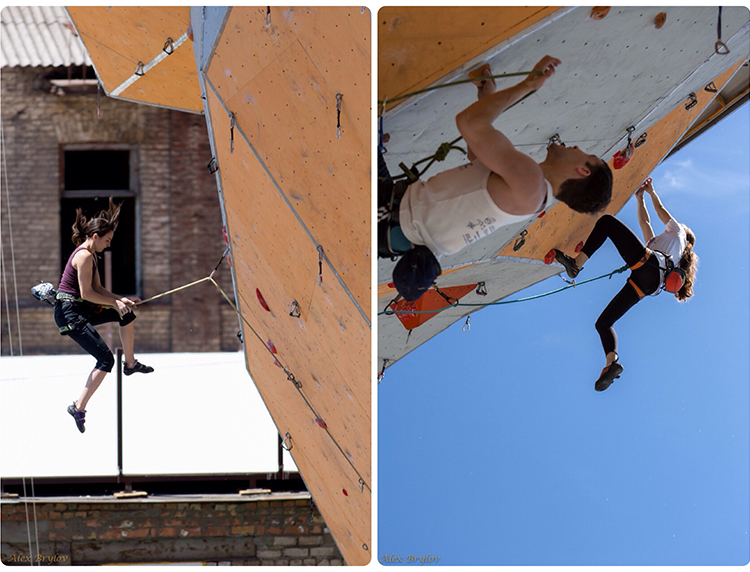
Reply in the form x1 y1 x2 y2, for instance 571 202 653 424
654 12 666 29
468 64 492 87
590 7 610 20
544 249 556 265
315 417 328 429
187 25 193 41
266 339 277 354
575 241 584 253
537 210 546 219
342 489 348 496
256 289 270 311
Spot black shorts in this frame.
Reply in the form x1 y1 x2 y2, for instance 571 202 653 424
54 300 136 372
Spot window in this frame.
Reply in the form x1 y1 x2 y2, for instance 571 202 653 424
60 147 138 296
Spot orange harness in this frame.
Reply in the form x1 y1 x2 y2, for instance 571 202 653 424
628 249 684 298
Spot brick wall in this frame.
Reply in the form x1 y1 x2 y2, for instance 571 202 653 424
1 495 344 565
0 66 238 356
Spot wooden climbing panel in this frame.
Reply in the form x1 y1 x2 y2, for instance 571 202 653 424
66 6 202 113
202 7 371 565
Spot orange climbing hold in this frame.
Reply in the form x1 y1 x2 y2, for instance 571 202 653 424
655 12 667 29
590 7 610 20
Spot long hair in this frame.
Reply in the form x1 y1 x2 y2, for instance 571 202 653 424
557 160 613 214
676 225 697 302
71 198 122 246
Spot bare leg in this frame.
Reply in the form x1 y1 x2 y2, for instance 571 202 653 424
119 321 136 367
76 368 108 411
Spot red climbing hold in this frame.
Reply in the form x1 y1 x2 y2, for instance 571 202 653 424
544 249 556 265
315 417 328 429
222 226 233 267
575 241 584 253
342 489 349 496
266 340 277 354
256 289 270 312
537 210 546 219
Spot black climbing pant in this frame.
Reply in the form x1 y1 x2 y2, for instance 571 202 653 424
581 214 661 357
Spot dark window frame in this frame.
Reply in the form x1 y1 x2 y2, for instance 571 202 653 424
59 144 141 297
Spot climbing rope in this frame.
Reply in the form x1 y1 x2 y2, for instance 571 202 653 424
127 251 371 493
2 117 41 559
379 263 630 316
378 70 542 106
0 117 23 356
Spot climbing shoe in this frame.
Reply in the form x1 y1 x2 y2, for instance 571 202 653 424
553 249 581 279
67 403 86 433
123 360 154 376
595 362 624 392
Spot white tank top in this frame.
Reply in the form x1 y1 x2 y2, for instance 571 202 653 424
399 161 554 257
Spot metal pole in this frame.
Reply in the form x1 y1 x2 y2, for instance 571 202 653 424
116 347 123 481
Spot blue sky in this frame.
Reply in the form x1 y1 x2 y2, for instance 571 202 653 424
378 102 749 566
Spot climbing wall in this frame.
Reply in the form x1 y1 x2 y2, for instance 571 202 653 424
194 7 371 565
66 7 202 113
378 6 749 366
66 6 371 565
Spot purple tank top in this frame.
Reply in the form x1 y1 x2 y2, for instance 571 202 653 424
59 246 97 297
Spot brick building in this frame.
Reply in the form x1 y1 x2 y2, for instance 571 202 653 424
0 6 239 357
1 493 344 565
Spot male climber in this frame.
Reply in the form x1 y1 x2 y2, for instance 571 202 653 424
381 55 613 300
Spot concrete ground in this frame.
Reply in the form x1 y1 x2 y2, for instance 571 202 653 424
1 351 295 478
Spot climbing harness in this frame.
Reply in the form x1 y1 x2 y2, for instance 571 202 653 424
629 249 685 297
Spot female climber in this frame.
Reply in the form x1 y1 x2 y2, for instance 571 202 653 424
552 177 698 391
54 198 153 433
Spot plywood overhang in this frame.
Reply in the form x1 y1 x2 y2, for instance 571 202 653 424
66 6 202 113
378 6 749 367
198 7 371 565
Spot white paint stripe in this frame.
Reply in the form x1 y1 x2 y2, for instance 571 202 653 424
110 32 189 97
